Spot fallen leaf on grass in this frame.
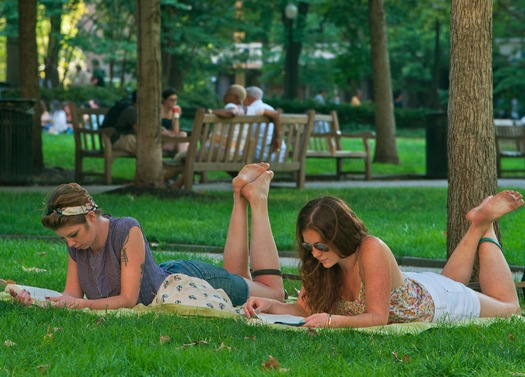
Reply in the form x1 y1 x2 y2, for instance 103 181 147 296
262 355 280 370
392 351 410 363
44 325 54 344
96 317 105 326
160 335 171 345
177 339 209 349
261 355 289 372
22 266 47 273
244 336 256 341
38 252 47 257
4 340 16 347
215 342 231 352
508 333 515 341
36 364 50 375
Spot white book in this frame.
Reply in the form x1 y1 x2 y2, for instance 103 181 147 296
254 312 305 326
5 284 61 303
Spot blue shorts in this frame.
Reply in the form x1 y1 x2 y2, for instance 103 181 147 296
158 260 249 306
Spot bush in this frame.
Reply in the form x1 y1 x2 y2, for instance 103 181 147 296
265 97 432 130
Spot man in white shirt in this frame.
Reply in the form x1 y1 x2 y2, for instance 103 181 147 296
243 86 286 162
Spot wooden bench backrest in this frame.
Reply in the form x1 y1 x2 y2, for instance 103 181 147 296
495 125 525 155
308 110 340 155
71 104 110 154
261 111 315 168
185 108 266 170
181 108 314 189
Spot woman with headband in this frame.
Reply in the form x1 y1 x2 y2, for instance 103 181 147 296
10 163 284 310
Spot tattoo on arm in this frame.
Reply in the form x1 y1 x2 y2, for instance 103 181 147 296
121 233 131 266
121 248 129 266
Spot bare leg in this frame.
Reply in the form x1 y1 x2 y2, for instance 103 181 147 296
222 163 270 277
240 169 284 301
476 225 520 317
442 190 523 317
441 195 494 284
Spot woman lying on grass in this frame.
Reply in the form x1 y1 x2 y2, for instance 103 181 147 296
10 163 284 310
244 190 523 328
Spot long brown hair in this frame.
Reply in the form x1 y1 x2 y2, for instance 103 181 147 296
296 196 368 313
42 183 102 231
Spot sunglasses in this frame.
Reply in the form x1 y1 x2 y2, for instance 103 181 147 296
301 242 330 252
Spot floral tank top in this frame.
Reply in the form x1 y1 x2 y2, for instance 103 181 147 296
336 274 435 323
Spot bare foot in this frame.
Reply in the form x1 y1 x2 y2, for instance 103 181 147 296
232 163 270 194
241 170 274 202
466 190 524 227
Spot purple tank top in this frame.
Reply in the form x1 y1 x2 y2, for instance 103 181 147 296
68 216 169 305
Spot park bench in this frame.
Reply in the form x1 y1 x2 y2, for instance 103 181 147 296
306 111 375 180
71 104 136 185
494 121 525 177
163 108 315 190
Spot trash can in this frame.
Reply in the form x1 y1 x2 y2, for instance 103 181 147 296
0 99 36 183
425 112 448 179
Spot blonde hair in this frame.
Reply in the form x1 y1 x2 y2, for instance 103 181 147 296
42 183 102 231
227 84 247 102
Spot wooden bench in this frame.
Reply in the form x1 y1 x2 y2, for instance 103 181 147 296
495 123 525 177
163 108 315 190
71 104 136 185
306 111 375 180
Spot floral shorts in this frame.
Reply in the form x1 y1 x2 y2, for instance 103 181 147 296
158 260 249 306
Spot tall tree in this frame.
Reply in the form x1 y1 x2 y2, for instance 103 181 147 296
18 0 42 171
41 0 64 88
447 1 497 259
369 0 398 163
135 0 163 187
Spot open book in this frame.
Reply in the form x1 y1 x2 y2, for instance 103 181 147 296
254 312 305 326
4 284 61 307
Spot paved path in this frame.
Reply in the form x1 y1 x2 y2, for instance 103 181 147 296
1 178 524 194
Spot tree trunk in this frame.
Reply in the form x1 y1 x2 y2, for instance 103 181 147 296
447 1 497 264
368 0 399 164
135 0 163 187
283 2 308 99
18 0 42 171
44 1 62 89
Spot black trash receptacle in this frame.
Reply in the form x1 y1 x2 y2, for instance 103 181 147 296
0 99 36 183
425 112 448 179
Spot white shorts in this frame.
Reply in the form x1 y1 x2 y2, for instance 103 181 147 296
405 272 481 323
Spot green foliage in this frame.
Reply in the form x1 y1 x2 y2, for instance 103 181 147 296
265 98 431 129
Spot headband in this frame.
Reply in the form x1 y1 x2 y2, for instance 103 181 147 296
46 198 98 216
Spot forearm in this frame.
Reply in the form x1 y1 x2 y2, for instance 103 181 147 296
171 118 180 133
58 293 137 310
266 300 309 317
329 312 389 328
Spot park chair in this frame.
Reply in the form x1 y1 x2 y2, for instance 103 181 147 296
307 111 375 180
495 123 525 177
70 103 134 185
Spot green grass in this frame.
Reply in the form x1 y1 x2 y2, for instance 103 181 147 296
2 131 524 376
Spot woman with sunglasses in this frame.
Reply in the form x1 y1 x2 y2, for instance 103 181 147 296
11 163 284 310
244 192 522 328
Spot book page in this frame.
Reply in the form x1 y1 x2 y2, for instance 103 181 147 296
254 312 305 326
5 284 61 301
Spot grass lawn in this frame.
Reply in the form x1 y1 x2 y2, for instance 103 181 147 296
1 131 524 376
